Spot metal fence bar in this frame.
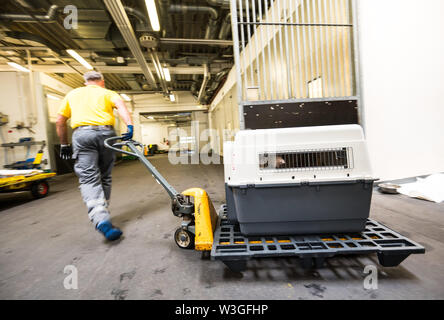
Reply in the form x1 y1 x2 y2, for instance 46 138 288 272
245 0 254 93
316 0 328 97
337 0 347 96
264 0 275 100
270 0 282 99
252 0 263 100
322 0 333 97
290 0 304 98
257 0 268 100
345 0 354 97
282 0 292 98
288 0 297 98
230 0 245 129
238 0 248 101
300 0 310 98
333 0 345 96
311 0 321 97
329 0 339 97
238 22 352 26
351 0 363 127
307 0 319 97
276 0 287 99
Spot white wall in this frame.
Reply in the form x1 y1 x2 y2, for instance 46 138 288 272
358 0 444 180
140 121 170 150
0 72 51 170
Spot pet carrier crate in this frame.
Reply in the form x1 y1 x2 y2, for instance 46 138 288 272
223 124 375 236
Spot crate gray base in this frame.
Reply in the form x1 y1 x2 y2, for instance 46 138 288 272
211 210 425 272
226 180 374 236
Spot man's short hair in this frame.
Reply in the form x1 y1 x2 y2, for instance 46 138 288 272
83 71 103 82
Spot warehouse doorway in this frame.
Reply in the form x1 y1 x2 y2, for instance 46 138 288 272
140 110 209 157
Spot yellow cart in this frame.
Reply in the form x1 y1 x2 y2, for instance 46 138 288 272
0 171 56 199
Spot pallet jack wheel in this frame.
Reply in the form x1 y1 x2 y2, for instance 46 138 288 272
31 181 49 199
174 228 195 249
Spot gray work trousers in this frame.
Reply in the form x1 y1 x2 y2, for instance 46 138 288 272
72 126 116 227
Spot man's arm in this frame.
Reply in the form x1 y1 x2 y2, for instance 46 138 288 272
112 97 134 140
113 98 133 126
56 114 69 145
56 114 72 160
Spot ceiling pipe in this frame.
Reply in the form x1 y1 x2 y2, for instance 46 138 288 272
197 64 210 104
123 6 151 30
103 0 158 90
218 13 231 40
0 4 58 22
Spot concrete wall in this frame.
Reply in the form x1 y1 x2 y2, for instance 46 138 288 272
357 0 444 180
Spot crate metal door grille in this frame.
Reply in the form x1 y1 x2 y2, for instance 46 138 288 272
230 0 361 129
259 147 354 171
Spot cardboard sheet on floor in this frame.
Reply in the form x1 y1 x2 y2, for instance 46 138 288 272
398 173 444 203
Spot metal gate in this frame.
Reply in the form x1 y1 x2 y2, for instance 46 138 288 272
230 0 361 130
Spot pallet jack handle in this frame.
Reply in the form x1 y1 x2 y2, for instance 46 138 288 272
104 136 194 217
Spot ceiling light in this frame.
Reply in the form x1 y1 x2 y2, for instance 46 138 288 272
120 94 131 101
46 94 61 101
169 94 176 102
163 68 171 82
145 0 160 31
7 62 30 72
148 116 154 120
66 49 93 70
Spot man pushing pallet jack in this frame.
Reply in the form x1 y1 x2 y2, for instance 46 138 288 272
104 126 425 272
57 69 424 272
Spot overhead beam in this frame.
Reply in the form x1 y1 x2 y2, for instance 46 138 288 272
0 64 225 74
103 0 158 89
160 38 233 46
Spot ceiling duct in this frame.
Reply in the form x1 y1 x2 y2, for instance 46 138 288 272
103 0 158 90
168 4 219 40
207 0 230 8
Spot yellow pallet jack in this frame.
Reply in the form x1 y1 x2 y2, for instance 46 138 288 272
105 136 218 250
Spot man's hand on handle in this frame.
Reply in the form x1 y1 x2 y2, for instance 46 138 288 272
122 125 134 141
113 97 134 141
60 144 72 160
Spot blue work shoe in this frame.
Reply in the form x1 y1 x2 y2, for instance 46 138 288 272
96 220 122 241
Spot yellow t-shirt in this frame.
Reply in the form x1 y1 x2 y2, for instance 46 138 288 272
58 85 121 129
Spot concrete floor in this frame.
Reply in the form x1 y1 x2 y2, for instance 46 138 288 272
1 155 443 300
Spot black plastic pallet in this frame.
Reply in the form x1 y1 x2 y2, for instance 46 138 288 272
211 214 425 272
